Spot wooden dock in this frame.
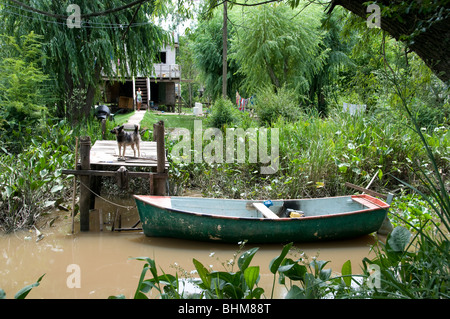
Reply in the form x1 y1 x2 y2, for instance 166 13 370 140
62 120 168 232
90 140 168 168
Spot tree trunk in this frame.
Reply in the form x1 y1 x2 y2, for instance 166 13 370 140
317 87 327 116
83 65 101 119
62 68 74 119
222 1 228 99
265 58 281 89
188 82 192 108
327 0 450 83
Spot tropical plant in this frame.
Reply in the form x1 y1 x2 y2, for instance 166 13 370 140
353 36 450 299
360 226 449 299
191 246 263 299
176 34 201 107
109 242 352 299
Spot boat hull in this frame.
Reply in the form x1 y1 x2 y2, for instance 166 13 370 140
134 195 389 243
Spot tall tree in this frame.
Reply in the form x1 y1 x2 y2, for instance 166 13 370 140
191 10 242 100
0 32 50 150
229 2 325 94
177 34 199 108
1 0 170 122
308 7 355 115
203 0 450 84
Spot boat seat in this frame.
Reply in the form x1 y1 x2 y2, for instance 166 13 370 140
252 203 280 219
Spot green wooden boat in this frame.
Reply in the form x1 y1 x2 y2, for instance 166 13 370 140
134 195 390 243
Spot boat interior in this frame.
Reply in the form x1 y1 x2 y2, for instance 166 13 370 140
168 196 372 219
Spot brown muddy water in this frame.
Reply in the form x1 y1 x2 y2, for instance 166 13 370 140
0 196 380 299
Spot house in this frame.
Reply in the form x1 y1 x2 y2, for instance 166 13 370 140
102 34 181 112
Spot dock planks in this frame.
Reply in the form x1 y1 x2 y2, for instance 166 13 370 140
90 140 168 168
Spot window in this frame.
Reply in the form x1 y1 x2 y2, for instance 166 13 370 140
159 52 167 64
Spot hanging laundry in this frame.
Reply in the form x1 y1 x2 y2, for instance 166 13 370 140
249 95 255 106
236 91 252 112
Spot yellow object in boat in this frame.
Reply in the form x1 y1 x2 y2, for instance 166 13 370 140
290 211 305 218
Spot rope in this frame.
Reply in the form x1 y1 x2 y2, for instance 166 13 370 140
78 180 135 210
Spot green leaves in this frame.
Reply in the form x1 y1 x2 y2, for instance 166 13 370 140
0 274 45 299
269 243 356 299
0 33 49 133
191 11 242 99
1 1 170 120
13 274 45 299
230 2 324 93
193 247 262 299
193 258 211 290
341 260 353 287
238 247 259 272
255 86 301 125
121 247 264 299
110 257 183 300
243 266 259 291
269 242 293 274
0 119 75 232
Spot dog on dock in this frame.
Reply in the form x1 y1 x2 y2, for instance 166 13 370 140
110 124 140 159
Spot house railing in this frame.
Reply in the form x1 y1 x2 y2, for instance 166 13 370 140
152 64 181 80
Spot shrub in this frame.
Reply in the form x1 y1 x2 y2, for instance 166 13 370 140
255 86 300 125
0 120 74 232
0 32 51 153
206 98 241 129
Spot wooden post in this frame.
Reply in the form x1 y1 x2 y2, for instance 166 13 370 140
132 76 136 110
79 136 91 231
90 164 101 209
71 137 79 234
116 166 129 189
153 120 166 195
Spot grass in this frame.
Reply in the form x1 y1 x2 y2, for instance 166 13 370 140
111 110 137 126
140 110 198 132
